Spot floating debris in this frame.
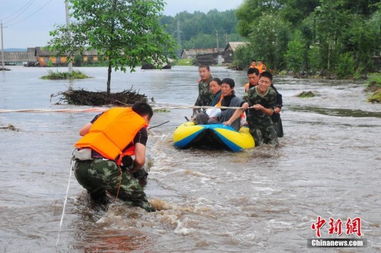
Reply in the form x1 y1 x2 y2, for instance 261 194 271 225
297 91 317 98
0 124 19 131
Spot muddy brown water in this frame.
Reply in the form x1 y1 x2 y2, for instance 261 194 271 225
0 66 380 252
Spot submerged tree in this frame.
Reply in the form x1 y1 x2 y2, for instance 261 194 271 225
49 0 176 94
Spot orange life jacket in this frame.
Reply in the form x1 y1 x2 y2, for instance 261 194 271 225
75 107 147 165
256 63 267 73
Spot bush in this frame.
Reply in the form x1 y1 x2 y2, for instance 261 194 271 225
285 31 305 74
41 70 90 80
335 53 355 79
232 45 254 70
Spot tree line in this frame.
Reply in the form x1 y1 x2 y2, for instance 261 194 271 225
160 9 244 50
234 0 381 78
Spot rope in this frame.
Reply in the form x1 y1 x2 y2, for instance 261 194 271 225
0 105 246 114
56 158 75 248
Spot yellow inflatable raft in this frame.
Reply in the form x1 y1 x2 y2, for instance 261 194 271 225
173 122 255 152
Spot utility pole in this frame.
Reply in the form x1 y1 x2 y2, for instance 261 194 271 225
225 33 228 46
1 21 5 70
65 0 73 74
176 20 181 56
216 30 219 49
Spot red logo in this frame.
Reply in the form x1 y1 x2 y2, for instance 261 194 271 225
312 217 362 237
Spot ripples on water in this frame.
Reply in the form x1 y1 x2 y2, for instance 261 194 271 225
0 66 380 252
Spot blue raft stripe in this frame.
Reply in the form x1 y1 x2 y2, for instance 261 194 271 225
174 128 204 148
213 130 243 152
175 124 243 152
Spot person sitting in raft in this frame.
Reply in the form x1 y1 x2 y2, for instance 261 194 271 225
194 78 242 131
224 72 278 146
73 102 156 212
244 67 260 93
209 78 223 106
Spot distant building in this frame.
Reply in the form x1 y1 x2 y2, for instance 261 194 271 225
3 48 37 66
34 47 99 67
223 42 249 64
181 48 222 59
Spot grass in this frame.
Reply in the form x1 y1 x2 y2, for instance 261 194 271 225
365 73 381 103
366 73 381 91
173 58 194 66
41 70 90 80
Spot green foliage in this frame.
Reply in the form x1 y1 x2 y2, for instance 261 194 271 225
248 14 290 71
366 73 381 91
232 45 255 70
307 45 321 74
73 55 82 66
236 0 381 77
285 30 306 74
368 89 381 103
336 53 356 79
47 60 53 67
174 58 193 66
41 70 90 80
49 0 176 94
160 10 244 50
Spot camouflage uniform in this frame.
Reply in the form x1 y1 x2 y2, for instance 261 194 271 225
271 87 284 138
74 158 155 212
194 77 213 115
243 86 279 146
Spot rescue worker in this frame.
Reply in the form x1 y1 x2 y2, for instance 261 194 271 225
270 82 284 138
243 68 260 93
73 102 155 212
193 65 213 116
249 59 257 69
256 60 267 73
224 72 278 146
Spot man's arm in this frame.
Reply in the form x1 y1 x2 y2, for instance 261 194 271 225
131 143 146 172
224 102 249 125
253 104 274 116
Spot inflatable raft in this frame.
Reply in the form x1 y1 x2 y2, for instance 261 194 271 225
173 122 255 152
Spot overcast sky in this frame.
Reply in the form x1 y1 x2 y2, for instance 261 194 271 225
0 0 243 48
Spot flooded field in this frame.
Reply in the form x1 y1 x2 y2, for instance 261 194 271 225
0 66 380 252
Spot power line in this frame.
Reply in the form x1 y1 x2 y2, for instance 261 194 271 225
0 0 36 23
4 0 52 27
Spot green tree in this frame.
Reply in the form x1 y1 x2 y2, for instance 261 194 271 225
236 0 283 37
285 30 306 74
232 45 255 69
50 0 175 94
248 14 290 70
161 10 244 50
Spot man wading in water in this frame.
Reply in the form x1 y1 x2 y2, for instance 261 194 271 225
193 65 213 116
73 102 155 212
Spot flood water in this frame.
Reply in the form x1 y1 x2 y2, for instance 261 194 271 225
0 66 380 252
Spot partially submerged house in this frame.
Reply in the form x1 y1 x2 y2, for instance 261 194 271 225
181 48 224 66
